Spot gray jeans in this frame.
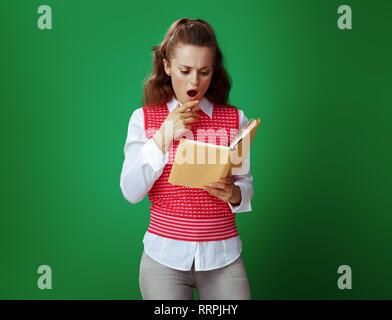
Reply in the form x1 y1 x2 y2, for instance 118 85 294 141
139 251 251 300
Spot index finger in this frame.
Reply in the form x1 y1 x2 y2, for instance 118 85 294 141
218 177 234 184
175 100 200 113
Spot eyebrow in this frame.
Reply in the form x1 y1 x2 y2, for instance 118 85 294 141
180 64 211 70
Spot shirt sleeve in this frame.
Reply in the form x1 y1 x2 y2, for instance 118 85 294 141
227 108 254 213
120 108 169 204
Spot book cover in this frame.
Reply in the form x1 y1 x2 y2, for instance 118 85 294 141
168 118 261 188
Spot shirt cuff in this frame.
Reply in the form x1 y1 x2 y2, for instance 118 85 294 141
228 181 252 213
141 138 169 172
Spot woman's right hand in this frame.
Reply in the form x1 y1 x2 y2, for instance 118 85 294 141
153 100 201 154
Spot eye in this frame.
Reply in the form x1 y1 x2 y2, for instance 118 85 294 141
181 71 210 76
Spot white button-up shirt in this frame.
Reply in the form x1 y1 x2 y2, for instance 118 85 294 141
120 96 254 271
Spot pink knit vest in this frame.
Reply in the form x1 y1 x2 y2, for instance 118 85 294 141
143 102 240 241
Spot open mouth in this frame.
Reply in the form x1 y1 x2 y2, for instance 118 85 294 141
187 89 198 98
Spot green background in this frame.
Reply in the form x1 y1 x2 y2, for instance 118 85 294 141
1 0 391 299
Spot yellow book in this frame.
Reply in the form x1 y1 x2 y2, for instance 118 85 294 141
168 118 261 188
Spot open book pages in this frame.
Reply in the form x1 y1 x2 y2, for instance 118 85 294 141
168 117 261 188
229 118 259 149
180 118 260 151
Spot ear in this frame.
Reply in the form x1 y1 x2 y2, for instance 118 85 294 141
163 59 171 76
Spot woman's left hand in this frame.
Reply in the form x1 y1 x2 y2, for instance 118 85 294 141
203 176 241 205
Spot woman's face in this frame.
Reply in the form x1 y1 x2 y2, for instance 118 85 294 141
164 44 214 105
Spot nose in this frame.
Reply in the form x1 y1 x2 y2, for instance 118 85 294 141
190 71 199 86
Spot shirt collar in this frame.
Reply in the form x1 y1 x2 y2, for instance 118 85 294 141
166 96 213 119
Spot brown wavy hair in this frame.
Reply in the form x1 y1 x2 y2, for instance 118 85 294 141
142 18 233 107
